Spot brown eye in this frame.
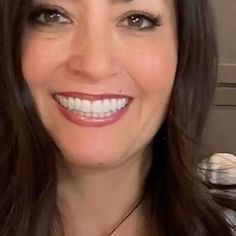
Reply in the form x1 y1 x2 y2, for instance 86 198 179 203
36 9 71 24
118 13 161 31
128 15 150 27
29 5 72 26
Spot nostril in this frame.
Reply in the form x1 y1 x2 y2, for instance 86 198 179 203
67 51 121 80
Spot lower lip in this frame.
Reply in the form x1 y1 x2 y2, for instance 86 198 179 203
55 100 131 127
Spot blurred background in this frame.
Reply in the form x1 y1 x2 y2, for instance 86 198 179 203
203 0 236 155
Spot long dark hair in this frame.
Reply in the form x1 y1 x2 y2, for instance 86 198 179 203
0 0 235 235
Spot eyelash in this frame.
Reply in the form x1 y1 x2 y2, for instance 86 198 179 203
28 4 71 25
118 11 162 31
28 4 162 31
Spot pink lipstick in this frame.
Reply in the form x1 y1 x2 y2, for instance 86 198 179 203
53 92 132 127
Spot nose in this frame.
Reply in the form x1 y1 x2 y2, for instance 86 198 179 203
67 28 121 81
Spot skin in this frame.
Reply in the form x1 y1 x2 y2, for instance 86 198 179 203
21 0 177 235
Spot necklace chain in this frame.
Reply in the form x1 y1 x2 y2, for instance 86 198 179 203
53 196 144 236
105 196 143 236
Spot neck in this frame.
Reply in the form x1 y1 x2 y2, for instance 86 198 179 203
56 148 151 236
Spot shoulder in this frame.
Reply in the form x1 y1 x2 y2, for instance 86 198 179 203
200 153 236 184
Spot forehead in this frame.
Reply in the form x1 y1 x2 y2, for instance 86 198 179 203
33 0 171 5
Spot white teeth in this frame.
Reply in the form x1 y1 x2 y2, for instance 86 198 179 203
99 112 105 118
61 96 68 108
117 98 126 110
110 99 117 112
55 95 130 117
81 100 92 113
105 111 111 117
74 98 82 110
92 100 103 113
85 112 92 118
103 99 110 113
68 97 74 110
92 112 99 118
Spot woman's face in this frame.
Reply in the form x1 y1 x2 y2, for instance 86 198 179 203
21 0 177 168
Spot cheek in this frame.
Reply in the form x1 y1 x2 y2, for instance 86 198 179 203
122 42 177 96
21 34 67 86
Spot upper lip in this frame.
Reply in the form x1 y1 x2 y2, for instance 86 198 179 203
53 92 133 101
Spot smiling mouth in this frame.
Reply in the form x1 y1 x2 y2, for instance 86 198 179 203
53 93 132 126
55 94 130 118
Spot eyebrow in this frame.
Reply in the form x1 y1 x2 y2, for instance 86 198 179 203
63 0 136 4
110 0 136 3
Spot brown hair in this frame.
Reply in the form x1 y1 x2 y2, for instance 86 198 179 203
0 0 235 235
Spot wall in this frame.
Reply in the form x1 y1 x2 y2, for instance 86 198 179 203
203 0 236 155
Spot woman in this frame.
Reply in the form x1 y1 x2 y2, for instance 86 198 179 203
0 0 235 235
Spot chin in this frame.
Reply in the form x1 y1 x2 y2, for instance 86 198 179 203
57 146 128 170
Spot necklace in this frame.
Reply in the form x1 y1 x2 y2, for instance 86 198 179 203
53 196 144 236
105 196 144 236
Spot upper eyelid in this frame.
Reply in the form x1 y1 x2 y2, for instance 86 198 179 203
117 10 162 25
29 4 74 22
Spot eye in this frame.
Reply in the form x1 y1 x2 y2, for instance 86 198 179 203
29 5 72 25
37 10 70 24
118 12 161 31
